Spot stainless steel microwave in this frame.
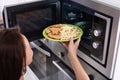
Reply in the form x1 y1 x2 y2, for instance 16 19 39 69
3 0 120 79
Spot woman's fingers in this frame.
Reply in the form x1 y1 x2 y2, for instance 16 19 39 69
62 43 68 48
62 38 80 50
75 38 80 47
69 37 73 46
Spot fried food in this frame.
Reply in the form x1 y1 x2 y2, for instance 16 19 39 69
45 24 80 40
45 24 62 40
49 26 62 35
47 33 61 40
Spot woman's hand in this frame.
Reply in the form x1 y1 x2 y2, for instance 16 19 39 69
62 38 80 57
62 38 90 80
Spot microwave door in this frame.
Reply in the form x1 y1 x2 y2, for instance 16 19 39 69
3 0 61 41
52 60 74 80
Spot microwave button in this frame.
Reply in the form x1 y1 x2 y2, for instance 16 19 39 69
93 29 101 37
92 41 100 49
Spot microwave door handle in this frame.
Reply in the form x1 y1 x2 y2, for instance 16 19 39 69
30 42 51 57
52 60 73 80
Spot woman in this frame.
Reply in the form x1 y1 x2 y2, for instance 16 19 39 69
0 27 89 80
0 27 33 80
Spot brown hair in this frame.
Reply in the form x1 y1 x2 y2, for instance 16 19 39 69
0 27 26 80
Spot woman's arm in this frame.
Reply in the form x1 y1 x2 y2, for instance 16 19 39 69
68 51 89 80
62 38 89 80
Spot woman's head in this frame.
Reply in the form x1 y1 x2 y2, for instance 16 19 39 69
0 27 33 80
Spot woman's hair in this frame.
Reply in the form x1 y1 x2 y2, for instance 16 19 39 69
0 27 26 80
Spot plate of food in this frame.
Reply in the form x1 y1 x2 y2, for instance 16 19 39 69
43 24 83 42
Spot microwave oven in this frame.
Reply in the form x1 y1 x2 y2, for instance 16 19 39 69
3 0 120 79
